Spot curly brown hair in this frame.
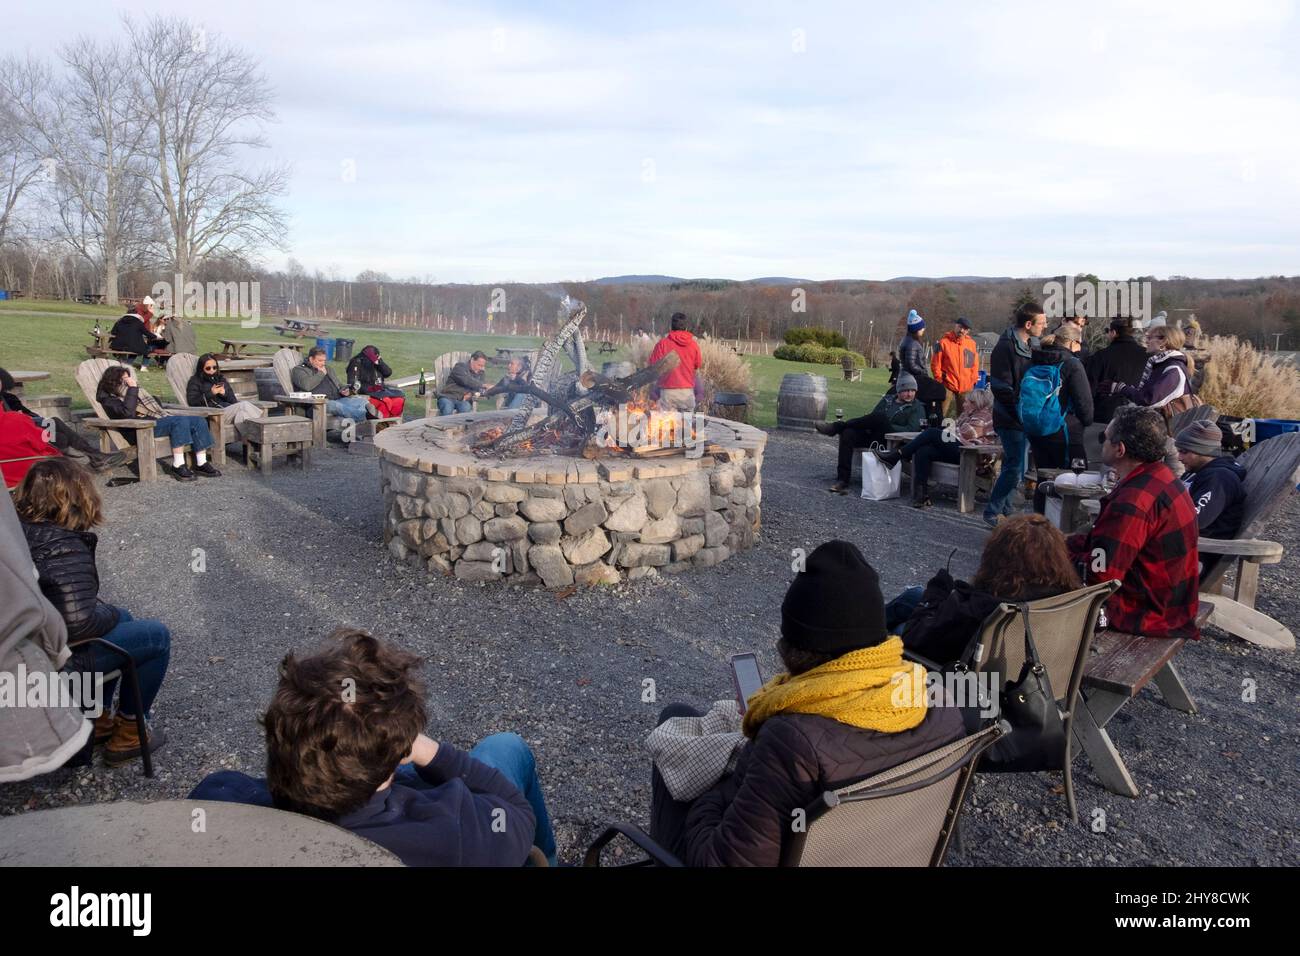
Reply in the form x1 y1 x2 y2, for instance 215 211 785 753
14 457 104 532
970 514 1081 602
262 628 427 821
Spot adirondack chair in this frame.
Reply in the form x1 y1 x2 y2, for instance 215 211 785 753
271 348 345 449
1198 431 1300 649
166 353 282 465
74 358 202 481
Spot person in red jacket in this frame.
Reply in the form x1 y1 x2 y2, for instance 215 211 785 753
649 313 703 412
0 409 60 489
1066 405 1200 639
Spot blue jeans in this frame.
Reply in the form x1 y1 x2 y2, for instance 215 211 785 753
505 392 529 410
84 608 171 718
437 396 473 416
986 426 1028 520
327 396 371 422
153 415 213 451
396 732 556 865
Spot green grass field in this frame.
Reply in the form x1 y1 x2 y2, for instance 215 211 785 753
0 301 889 427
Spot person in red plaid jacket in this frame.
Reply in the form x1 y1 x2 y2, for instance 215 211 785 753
1066 405 1200 639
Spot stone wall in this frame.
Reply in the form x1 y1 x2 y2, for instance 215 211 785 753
380 450 763 586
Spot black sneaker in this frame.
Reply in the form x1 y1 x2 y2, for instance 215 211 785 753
194 462 222 477
874 449 903 468
913 495 933 509
171 463 197 481
87 450 130 472
828 481 850 495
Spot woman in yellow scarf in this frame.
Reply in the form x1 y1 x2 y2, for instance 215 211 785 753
648 540 965 866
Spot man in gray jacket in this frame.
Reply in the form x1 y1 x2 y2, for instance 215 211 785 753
0 493 91 782
291 347 372 423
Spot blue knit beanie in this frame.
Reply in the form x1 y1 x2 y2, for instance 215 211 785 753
906 309 926 332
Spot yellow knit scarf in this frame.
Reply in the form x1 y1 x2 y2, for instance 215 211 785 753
741 637 928 738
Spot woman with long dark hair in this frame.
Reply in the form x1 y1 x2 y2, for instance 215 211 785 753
186 353 266 438
15 457 170 766
96 365 220 481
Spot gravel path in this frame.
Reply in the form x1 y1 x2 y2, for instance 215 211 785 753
3 431 1296 865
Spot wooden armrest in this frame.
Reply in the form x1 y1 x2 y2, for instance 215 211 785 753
163 404 223 416
83 417 154 429
274 394 327 405
1197 537 1284 561
253 400 278 409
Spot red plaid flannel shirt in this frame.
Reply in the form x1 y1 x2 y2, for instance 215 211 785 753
1067 460 1200 639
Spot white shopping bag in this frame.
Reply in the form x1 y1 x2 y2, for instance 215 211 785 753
860 450 901 500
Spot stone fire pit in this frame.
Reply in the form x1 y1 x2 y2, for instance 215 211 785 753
376 410 767 586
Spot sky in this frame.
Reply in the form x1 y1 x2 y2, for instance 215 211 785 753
6 0 1300 282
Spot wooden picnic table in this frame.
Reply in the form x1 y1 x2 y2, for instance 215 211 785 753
0 799 402 866
274 320 325 338
220 338 305 357
885 430 1002 514
8 370 50 389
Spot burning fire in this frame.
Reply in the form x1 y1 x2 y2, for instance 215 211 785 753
597 402 698 451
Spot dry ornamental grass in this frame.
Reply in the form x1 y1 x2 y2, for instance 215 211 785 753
1197 335 1300 419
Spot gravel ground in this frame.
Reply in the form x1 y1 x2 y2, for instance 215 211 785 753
2 430 1296 865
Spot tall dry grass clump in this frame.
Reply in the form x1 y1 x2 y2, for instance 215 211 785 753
697 338 755 410
1198 335 1300 419
628 334 655 368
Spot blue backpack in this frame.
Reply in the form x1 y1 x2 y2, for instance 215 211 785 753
1018 364 1068 437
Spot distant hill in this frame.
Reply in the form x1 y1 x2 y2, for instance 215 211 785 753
593 274 811 286
593 275 685 285
593 274 1018 286
889 276 1015 283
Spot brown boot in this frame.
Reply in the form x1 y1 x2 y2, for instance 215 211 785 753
92 711 116 744
103 715 166 767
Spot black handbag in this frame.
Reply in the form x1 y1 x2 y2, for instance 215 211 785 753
980 604 1067 773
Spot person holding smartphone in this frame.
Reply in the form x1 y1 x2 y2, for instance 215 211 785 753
96 365 220 481
647 540 965 866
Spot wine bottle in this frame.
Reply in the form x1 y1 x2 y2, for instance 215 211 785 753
418 369 427 396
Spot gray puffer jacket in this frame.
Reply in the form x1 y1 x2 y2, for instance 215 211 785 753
0 494 91 782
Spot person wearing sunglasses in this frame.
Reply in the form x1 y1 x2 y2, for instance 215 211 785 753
185 353 267 439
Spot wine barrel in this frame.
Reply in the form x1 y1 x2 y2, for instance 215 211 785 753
601 361 635 380
776 373 828 430
255 367 281 401
711 391 750 423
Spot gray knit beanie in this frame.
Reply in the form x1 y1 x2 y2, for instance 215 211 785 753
1174 420 1225 457
895 372 918 393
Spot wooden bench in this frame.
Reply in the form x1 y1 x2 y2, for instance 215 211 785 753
1197 432 1299 650
595 340 617 355
273 320 324 338
880 430 1001 513
1076 619 1205 798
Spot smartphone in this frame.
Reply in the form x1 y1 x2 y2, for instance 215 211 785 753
730 653 765 712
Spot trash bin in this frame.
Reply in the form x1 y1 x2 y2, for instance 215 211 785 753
1254 418 1300 442
334 338 355 364
976 370 989 390
314 337 336 361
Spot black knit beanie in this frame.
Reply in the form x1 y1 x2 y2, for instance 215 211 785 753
781 540 888 653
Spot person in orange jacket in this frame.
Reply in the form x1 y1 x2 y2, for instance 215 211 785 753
930 317 980 418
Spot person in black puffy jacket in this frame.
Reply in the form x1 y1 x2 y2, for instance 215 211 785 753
898 514 1083 668
15 458 170 767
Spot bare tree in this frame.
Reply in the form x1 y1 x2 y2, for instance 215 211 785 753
0 61 46 255
128 16 288 277
1 42 156 305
